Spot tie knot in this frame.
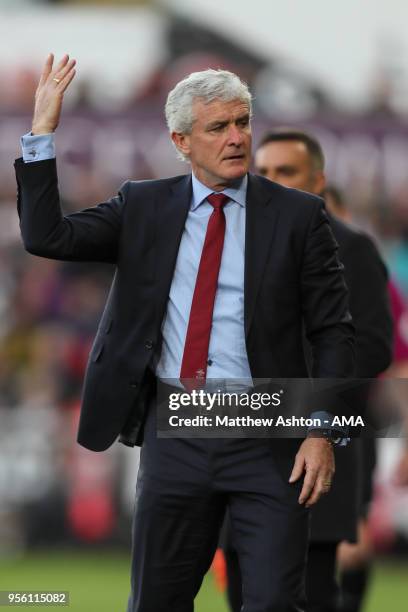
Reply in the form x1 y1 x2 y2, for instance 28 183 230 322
207 193 229 210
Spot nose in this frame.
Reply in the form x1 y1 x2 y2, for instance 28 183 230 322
227 124 244 146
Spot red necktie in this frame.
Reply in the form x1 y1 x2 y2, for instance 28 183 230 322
180 193 229 389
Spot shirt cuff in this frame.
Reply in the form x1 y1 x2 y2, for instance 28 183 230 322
21 132 55 163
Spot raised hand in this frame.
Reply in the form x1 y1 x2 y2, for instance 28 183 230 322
31 53 76 135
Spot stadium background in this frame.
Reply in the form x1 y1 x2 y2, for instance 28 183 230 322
1 1 408 610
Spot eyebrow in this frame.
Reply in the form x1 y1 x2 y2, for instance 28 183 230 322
205 113 250 131
255 164 298 175
274 164 297 173
206 119 229 130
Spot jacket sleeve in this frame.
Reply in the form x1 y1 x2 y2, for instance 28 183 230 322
344 233 393 376
15 157 126 264
300 201 355 378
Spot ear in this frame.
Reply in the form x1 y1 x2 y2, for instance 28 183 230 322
314 171 326 196
171 132 191 159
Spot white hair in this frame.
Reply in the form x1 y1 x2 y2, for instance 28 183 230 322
165 69 252 161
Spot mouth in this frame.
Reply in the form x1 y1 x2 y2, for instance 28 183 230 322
223 154 246 161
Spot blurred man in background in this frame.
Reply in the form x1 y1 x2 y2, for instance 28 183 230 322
323 185 382 612
222 129 392 612
325 184 408 612
14 56 355 612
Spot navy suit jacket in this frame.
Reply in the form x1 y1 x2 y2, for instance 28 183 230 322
15 158 355 451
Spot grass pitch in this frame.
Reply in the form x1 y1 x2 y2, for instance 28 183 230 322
0 550 406 611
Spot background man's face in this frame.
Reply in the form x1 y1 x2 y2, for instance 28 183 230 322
173 98 252 190
254 140 325 195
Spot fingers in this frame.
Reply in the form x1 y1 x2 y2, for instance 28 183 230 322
304 473 333 508
57 66 76 93
51 56 73 83
298 467 318 505
53 54 70 77
289 453 305 483
39 53 54 87
38 53 75 90
53 58 76 90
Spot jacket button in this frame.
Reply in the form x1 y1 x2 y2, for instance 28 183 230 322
145 340 154 350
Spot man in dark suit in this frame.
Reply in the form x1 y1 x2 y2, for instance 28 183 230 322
15 55 355 612
222 129 392 612
325 185 389 612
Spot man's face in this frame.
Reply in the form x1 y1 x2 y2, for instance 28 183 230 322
172 98 252 191
254 140 325 195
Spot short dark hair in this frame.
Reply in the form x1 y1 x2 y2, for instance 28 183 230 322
257 128 325 171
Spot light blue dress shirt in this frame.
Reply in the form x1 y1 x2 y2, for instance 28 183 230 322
156 173 252 389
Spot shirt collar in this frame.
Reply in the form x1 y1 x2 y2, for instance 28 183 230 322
191 172 248 211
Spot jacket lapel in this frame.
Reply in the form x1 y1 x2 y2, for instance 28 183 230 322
155 175 192 324
244 174 281 337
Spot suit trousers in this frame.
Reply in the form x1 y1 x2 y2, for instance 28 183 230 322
126 400 310 612
306 542 338 612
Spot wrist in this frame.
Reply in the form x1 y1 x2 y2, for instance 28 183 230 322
307 429 336 447
31 125 55 136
